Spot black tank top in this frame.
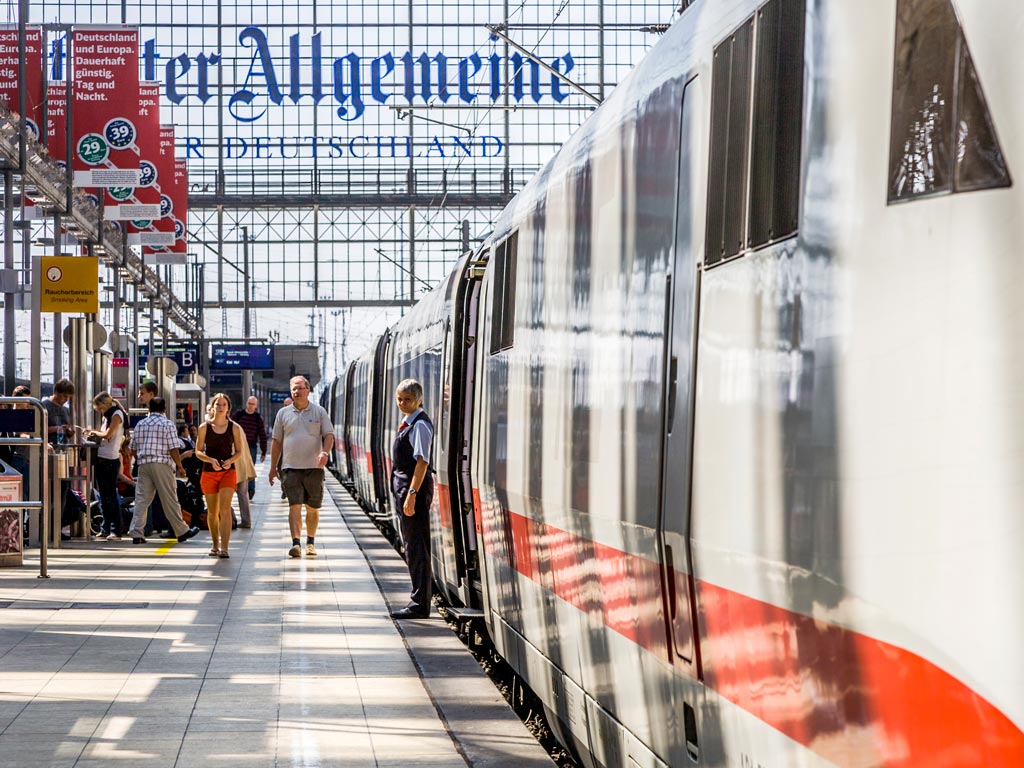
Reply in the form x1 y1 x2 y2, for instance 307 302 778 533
202 422 235 472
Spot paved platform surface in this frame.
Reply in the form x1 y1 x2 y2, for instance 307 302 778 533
0 466 551 768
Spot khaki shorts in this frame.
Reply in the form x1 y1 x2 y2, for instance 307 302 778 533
282 468 324 508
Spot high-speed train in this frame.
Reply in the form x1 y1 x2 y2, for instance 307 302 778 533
324 0 1024 765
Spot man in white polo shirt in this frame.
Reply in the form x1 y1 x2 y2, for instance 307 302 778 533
268 376 334 558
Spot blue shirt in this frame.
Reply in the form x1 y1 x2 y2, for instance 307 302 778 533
401 408 433 463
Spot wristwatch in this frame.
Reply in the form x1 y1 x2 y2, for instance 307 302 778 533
408 488 417 495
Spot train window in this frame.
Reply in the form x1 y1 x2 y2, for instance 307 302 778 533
748 0 805 248
489 232 518 354
706 0 805 267
954 47 1011 192
706 18 753 266
889 0 1010 202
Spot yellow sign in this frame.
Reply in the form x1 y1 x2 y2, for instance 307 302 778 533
40 256 99 313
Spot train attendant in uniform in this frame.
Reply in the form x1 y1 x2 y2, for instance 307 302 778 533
389 379 434 620
195 392 246 558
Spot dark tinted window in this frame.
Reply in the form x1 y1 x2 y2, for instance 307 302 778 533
489 232 518 355
889 0 1010 201
706 0 805 268
748 0 805 248
955 46 1011 192
706 18 753 266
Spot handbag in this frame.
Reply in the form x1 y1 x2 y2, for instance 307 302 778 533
235 426 257 483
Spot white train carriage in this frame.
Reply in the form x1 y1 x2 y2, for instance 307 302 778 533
338 0 1024 764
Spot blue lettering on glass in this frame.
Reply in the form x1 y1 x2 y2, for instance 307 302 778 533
194 53 221 103
371 53 394 105
332 52 363 121
143 38 161 81
458 53 481 104
550 53 574 103
49 36 66 80
165 54 191 105
152 27 574 120
150 24 571 165
348 136 368 158
229 26 284 122
226 137 247 159
184 134 502 159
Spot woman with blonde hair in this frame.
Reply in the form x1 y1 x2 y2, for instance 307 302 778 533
195 393 246 558
85 392 126 541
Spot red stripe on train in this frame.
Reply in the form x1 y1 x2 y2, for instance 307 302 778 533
437 483 452 529
489 507 1024 766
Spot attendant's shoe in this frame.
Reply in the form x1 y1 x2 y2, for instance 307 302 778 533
239 523 252 529
389 608 429 620
132 536 147 544
177 527 201 543
288 544 302 558
306 543 317 557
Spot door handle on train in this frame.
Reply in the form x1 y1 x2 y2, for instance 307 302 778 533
667 356 678 432
665 544 678 621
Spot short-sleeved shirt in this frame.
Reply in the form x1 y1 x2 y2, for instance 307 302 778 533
42 397 70 445
272 400 333 470
401 408 433 463
131 413 181 468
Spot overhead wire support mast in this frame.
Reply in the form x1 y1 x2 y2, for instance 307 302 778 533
484 23 603 106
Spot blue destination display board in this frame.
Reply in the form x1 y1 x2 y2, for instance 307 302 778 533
210 344 275 370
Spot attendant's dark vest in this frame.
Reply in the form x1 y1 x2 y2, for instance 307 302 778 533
391 411 434 502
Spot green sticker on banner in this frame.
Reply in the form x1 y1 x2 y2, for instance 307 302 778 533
108 186 133 201
78 133 109 165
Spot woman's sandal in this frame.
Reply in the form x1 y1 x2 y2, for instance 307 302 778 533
208 549 221 557
218 551 230 559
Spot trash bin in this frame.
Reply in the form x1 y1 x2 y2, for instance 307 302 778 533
0 458 24 566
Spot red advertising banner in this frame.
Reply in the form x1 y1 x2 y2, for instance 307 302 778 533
45 83 68 164
137 124 176 250
109 81 161 222
0 26 43 139
70 26 141 188
171 159 188 253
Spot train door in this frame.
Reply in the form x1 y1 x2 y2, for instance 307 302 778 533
658 75 704 674
451 259 484 605
370 331 391 519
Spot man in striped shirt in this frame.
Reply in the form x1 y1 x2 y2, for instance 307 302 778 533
127 397 201 545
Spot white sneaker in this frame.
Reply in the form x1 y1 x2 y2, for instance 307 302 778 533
288 544 302 558
306 543 317 557
106 533 122 541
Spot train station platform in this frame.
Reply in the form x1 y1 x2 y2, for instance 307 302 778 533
0 469 552 768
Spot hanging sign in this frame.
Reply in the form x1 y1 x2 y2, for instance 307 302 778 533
110 80 162 221
40 256 99 313
0 25 44 140
171 158 188 253
70 26 142 188
45 82 68 164
133 123 175 247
